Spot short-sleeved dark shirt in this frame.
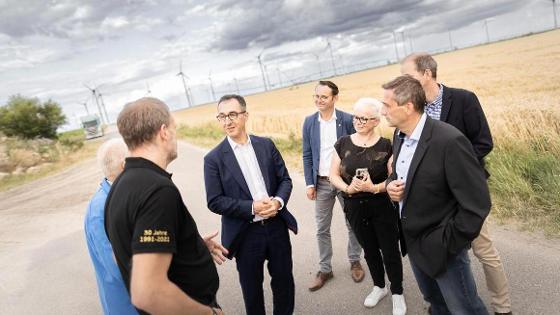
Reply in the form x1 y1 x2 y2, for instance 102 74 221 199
105 157 219 313
334 135 393 199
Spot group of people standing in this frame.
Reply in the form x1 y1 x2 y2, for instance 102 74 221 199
84 52 513 315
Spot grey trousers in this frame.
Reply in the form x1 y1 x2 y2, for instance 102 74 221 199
314 178 362 273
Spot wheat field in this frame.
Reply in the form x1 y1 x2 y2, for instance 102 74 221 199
174 29 560 138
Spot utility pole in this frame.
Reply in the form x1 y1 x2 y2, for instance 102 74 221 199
257 51 268 91
392 31 400 62
448 30 454 50
408 35 414 54
326 39 337 76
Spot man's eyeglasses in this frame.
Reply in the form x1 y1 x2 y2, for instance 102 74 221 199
312 94 332 102
216 111 246 122
353 115 378 124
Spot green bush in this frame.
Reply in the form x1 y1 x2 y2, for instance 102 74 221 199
0 95 66 139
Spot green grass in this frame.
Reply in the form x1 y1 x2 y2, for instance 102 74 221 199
488 140 560 236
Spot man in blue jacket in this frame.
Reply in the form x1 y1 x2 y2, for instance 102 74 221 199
302 81 364 291
84 138 137 315
204 94 298 315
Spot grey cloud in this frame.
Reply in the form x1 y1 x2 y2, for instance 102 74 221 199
208 0 532 51
0 0 174 40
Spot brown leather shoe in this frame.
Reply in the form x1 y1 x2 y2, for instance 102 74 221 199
308 271 334 291
350 261 365 283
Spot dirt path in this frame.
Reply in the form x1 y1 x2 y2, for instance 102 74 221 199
1 141 559 314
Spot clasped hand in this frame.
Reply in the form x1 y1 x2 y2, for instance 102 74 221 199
253 197 281 219
348 173 375 193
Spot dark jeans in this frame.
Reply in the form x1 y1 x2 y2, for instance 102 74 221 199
235 217 295 315
410 248 489 315
344 196 403 294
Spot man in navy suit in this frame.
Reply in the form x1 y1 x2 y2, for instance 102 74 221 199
204 94 298 315
302 81 364 291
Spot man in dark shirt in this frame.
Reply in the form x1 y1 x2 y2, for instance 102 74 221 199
105 97 227 315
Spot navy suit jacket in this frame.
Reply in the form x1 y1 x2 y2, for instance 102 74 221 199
203 135 298 259
302 109 355 186
440 85 493 176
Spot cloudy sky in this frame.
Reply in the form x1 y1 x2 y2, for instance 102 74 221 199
0 0 555 129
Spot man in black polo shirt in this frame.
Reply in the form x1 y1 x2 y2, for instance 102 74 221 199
105 97 227 315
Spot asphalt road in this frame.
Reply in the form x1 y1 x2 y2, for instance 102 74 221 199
1 140 559 314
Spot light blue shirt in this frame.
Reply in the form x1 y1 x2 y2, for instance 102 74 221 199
425 84 443 121
84 178 138 315
395 113 428 214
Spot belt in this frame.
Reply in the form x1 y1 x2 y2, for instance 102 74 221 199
254 216 279 225
317 175 330 181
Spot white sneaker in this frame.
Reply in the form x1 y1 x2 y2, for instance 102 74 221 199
364 286 387 308
392 294 407 315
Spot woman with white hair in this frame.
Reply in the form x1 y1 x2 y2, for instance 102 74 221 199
329 98 406 315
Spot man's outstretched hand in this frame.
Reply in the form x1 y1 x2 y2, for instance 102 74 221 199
203 231 229 265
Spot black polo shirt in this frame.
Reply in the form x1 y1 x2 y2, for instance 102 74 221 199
105 157 219 312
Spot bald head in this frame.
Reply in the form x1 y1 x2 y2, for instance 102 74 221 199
117 97 171 150
97 138 128 181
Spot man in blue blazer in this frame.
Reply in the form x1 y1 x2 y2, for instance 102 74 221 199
204 94 298 315
302 80 364 291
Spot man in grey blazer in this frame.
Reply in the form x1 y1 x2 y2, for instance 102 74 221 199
302 80 364 291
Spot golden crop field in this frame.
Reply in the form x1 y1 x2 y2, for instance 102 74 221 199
174 29 560 140
174 29 560 235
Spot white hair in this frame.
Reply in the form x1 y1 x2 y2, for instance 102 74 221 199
97 138 128 180
353 98 382 118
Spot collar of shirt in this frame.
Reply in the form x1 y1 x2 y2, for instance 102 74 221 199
427 84 443 107
407 113 428 142
124 157 172 179
227 134 251 151
317 109 338 123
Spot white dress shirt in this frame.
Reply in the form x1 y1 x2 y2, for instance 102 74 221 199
318 110 338 177
227 136 284 222
395 113 428 214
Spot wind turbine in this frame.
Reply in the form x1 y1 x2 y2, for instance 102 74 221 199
326 39 337 76
97 92 110 124
83 83 107 124
146 82 152 96
311 52 323 78
257 49 268 91
208 71 216 101
77 97 90 115
177 61 193 107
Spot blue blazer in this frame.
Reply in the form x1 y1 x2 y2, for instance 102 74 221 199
302 109 355 186
203 135 298 259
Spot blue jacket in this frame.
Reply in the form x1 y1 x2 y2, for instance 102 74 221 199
204 135 298 258
84 179 138 315
302 109 355 186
